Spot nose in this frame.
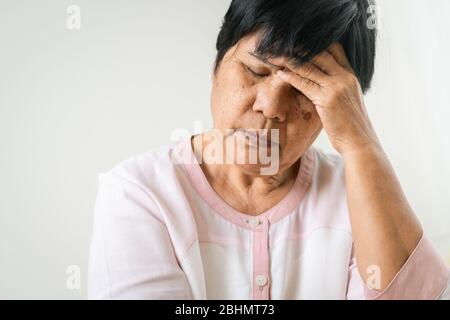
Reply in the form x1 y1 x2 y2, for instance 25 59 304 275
252 77 290 122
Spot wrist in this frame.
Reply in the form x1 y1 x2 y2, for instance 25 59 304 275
340 142 385 161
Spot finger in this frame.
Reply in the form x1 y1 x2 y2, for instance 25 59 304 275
310 51 345 76
284 61 328 86
276 70 321 102
328 43 353 71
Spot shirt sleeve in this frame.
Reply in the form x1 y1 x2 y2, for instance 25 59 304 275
346 234 450 300
87 172 192 299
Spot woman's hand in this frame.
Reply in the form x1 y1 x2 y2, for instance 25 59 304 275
276 43 381 156
278 44 425 292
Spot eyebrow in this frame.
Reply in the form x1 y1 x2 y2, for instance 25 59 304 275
247 51 286 71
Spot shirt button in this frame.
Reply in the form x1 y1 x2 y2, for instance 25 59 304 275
255 275 268 287
246 219 261 227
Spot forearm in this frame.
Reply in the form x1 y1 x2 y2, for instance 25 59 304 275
343 146 423 291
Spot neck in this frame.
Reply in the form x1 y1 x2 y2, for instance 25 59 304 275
218 159 300 197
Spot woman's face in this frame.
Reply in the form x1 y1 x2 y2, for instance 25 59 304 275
210 32 323 174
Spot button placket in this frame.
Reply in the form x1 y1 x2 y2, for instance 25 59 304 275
246 218 261 227
251 217 270 300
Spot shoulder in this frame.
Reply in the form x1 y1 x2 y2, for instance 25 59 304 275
98 138 188 194
93 137 194 224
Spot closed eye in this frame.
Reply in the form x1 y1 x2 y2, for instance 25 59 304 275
245 65 269 78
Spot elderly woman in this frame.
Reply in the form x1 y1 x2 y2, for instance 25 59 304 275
88 0 449 299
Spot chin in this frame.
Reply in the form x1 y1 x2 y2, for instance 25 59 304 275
229 145 282 175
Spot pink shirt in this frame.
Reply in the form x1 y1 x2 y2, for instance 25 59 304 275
88 135 450 299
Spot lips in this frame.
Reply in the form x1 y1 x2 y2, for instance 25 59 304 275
235 128 279 146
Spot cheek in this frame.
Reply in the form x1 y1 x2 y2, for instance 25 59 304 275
300 96 322 129
299 94 317 116
286 96 321 145
301 109 312 122
211 67 255 124
289 95 319 125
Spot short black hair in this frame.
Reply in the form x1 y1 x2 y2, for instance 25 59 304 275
215 0 377 94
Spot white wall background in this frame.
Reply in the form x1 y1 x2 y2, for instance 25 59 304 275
0 0 449 299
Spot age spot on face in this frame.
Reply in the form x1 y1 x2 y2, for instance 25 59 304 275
302 110 312 122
